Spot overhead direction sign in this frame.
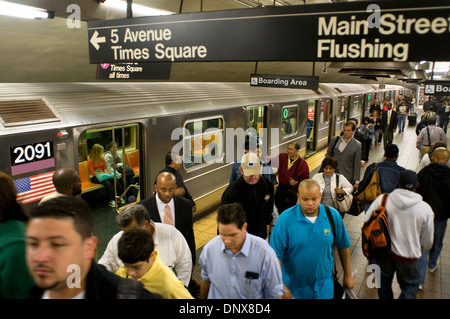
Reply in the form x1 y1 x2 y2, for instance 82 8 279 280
88 1 450 64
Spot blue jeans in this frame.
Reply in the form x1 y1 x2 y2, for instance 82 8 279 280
418 218 448 284
397 114 407 132
376 254 419 299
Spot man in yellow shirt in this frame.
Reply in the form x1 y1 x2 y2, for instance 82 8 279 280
116 228 193 299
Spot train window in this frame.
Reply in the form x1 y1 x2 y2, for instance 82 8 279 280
319 99 329 122
353 96 360 113
281 104 298 138
183 116 224 170
338 98 344 115
246 106 266 137
78 126 135 161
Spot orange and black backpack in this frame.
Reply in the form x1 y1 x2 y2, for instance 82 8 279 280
361 193 391 259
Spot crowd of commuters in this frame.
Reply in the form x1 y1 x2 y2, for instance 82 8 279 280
0 96 448 300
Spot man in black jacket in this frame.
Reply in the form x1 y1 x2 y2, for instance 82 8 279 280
417 148 450 285
139 172 195 265
26 196 162 299
381 102 398 148
221 153 274 240
157 152 196 212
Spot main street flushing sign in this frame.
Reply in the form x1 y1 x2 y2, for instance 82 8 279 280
88 0 450 64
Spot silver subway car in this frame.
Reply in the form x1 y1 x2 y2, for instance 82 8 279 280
0 82 407 216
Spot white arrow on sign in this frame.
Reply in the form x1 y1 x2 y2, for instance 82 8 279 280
90 30 106 50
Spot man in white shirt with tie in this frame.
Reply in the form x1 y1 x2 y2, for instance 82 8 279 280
155 181 175 225
138 172 196 281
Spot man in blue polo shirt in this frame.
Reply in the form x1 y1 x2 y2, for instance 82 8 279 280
270 179 354 299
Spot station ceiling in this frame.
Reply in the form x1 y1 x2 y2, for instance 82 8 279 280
0 0 447 87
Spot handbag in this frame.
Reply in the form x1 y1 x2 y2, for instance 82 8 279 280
118 164 135 178
357 163 381 202
95 173 119 182
335 174 353 213
346 189 363 216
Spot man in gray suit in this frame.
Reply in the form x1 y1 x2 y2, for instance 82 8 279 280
326 121 362 189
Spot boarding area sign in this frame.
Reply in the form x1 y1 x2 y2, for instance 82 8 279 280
250 74 319 90
88 1 450 63
424 81 450 96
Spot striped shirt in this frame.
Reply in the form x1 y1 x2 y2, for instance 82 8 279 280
416 125 447 149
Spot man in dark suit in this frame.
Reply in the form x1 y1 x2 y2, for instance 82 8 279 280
326 121 362 188
381 102 398 148
157 152 196 212
138 172 195 265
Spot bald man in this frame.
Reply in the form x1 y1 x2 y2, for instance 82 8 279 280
39 168 82 204
417 147 450 279
138 172 195 266
270 179 353 299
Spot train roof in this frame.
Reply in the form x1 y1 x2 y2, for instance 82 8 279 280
0 82 401 136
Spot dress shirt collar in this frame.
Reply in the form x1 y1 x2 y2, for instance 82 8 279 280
220 232 251 257
155 193 175 222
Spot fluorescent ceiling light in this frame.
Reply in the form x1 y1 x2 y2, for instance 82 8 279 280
104 0 173 16
425 62 450 74
0 0 51 19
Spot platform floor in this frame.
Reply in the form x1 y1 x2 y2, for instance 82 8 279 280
191 107 450 299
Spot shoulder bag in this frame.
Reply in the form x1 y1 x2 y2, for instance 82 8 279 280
357 163 381 202
419 127 432 159
335 174 353 213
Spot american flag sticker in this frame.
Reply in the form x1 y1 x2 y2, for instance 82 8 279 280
14 171 55 205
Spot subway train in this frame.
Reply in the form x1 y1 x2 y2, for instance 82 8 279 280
0 82 409 216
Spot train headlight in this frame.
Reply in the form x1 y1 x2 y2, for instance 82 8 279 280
58 130 69 139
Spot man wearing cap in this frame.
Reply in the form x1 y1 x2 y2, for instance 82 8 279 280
221 153 274 240
364 170 434 299
417 148 450 288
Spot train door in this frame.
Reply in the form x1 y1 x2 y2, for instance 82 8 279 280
306 100 316 157
77 123 142 212
328 98 336 139
316 99 330 152
363 94 372 118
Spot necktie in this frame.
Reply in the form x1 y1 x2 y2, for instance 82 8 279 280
164 204 174 226
387 110 391 125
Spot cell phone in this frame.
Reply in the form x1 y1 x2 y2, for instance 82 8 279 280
245 271 259 280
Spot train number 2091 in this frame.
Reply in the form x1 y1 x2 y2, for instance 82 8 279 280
10 141 54 166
